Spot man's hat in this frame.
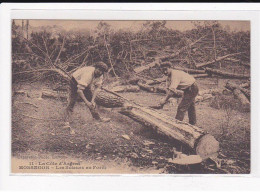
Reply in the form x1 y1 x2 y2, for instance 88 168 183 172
95 61 108 72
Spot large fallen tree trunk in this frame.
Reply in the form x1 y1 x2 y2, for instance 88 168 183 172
196 52 243 68
38 88 219 159
119 103 219 159
225 82 250 100
205 68 250 79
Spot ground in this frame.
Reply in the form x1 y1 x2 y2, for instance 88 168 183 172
11 77 250 174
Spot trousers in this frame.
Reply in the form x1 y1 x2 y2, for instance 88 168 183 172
66 77 92 112
65 77 101 120
175 82 199 125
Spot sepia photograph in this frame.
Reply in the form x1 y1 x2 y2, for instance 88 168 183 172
11 19 250 174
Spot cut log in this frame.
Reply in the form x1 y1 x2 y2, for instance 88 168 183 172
173 67 206 74
111 85 140 93
224 83 250 110
119 104 219 159
146 77 167 85
196 52 243 68
205 68 250 79
41 89 125 108
134 60 160 74
232 89 250 110
225 82 250 100
193 74 209 78
39 88 219 159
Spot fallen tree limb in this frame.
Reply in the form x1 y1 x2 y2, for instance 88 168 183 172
174 67 206 74
13 68 72 82
134 60 160 74
196 52 243 68
232 89 250 110
205 68 250 79
134 35 207 73
224 83 250 110
193 74 209 78
225 82 250 100
146 77 167 85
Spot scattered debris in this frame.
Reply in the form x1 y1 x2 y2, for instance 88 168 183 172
122 134 131 140
143 140 155 146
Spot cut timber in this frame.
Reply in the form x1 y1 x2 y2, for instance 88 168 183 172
41 89 125 108
233 89 250 110
225 82 250 100
196 52 243 68
119 104 219 160
146 77 167 85
173 67 206 74
225 83 250 110
111 85 140 93
193 74 209 78
205 68 250 79
39 88 219 159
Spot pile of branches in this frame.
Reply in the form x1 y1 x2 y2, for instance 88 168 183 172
12 21 250 84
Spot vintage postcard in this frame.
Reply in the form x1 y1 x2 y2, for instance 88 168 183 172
11 19 250 174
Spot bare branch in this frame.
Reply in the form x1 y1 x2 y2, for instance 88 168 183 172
55 35 66 64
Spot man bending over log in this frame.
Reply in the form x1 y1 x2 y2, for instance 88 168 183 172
157 62 199 125
64 62 111 131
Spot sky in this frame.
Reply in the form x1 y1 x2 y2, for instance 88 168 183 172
14 20 250 32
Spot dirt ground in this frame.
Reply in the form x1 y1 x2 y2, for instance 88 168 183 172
11 77 250 174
